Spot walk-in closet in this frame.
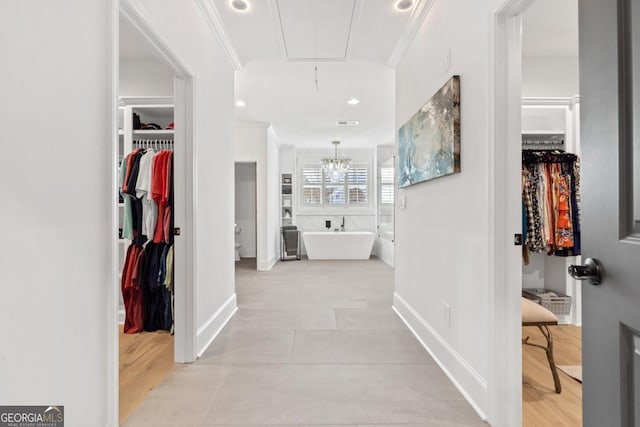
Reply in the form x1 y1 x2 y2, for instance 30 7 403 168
117 16 176 424
520 1 582 426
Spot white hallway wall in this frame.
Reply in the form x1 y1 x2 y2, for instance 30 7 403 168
0 2 236 425
234 123 280 270
394 0 491 419
235 163 257 257
0 1 116 424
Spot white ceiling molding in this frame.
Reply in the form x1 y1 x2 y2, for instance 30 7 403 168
268 0 288 59
341 0 360 60
387 0 436 68
286 57 348 63
343 0 362 60
196 0 243 70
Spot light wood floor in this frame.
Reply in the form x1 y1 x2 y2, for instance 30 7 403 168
119 326 174 425
523 324 582 427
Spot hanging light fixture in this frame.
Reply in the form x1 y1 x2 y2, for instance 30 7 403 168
322 141 351 181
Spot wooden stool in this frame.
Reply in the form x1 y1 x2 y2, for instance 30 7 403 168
522 297 561 393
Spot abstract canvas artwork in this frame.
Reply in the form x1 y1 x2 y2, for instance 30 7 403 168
397 75 460 188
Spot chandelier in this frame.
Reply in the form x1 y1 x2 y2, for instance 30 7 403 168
322 141 351 181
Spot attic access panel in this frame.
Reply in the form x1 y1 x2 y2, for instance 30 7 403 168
276 0 356 60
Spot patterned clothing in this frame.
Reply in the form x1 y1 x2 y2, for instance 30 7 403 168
522 151 581 257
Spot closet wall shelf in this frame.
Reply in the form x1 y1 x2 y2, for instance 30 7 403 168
133 129 174 135
522 130 565 135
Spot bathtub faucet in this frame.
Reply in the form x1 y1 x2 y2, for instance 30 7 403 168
341 217 345 232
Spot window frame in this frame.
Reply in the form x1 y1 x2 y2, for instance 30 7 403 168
298 157 374 213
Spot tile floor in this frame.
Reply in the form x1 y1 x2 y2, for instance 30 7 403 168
123 258 487 427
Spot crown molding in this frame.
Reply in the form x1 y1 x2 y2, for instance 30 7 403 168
344 0 362 60
268 0 288 59
196 0 243 70
387 0 436 68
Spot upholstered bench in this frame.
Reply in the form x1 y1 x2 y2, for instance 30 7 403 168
522 297 561 393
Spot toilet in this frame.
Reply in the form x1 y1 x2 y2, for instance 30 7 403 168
234 225 242 261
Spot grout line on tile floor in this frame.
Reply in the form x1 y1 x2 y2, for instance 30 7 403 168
288 329 297 364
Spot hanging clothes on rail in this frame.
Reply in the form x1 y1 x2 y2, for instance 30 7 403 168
119 142 175 334
522 151 581 263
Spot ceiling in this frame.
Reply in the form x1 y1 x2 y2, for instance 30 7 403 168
210 0 430 147
210 0 430 65
235 59 395 147
522 0 578 58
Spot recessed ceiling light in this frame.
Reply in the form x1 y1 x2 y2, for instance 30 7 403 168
236 100 246 107
347 97 360 105
230 0 250 12
395 0 414 11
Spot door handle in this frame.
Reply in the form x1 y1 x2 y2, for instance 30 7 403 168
568 258 603 285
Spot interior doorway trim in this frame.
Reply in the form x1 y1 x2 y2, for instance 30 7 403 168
487 0 534 425
111 1 198 423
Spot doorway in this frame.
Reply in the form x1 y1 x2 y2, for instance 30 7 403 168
489 0 582 425
234 162 258 268
519 2 582 426
115 2 197 424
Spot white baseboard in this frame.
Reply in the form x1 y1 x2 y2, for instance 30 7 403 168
257 255 279 271
196 294 238 357
393 292 488 421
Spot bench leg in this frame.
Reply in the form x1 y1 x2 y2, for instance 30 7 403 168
523 324 562 393
537 324 562 393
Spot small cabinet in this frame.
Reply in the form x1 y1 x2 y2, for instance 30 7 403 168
281 173 293 226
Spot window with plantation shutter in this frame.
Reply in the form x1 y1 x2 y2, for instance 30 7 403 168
380 167 394 205
347 166 368 205
302 167 323 204
300 161 370 208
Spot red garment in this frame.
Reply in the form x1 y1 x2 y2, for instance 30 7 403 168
122 244 144 333
128 246 146 331
163 152 173 243
151 152 168 243
122 149 140 193
163 206 172 243
163 152 173 207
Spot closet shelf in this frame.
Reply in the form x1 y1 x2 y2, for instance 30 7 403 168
133 129 174 135
522 130 565 135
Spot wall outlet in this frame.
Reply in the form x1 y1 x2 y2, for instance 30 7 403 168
443 303 452 328
399 195 407 210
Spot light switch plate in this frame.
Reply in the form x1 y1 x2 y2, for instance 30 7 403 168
399 195 407 210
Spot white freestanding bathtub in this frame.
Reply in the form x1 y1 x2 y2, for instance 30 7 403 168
302 231 376 260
